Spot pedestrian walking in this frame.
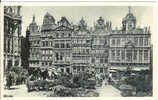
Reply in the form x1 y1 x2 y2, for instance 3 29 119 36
6 71 12 89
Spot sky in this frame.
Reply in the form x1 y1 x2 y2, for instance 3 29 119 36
21 6 154 36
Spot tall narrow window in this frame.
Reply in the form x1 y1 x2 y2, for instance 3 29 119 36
112 50 115 59
144 50 148 60
139 50 143 61
46 41 48 46
61 43 65 48
133 50 137 60
121 50 125 60
112 39 115 45
117 38 120 45
144 38 148 46
56 53 59 60
66 43 70 48
134 38 138 46
126 50 132 62
92 58 95 63
117 50 120 61
100 58 104 63
55 43 59 48
139 38 143 46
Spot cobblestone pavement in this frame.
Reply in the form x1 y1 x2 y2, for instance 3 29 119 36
95 81 122 97
3 85 48 97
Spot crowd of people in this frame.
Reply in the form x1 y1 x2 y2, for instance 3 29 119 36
5 67 113 90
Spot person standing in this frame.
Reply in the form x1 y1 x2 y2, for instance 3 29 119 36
6 71 12 89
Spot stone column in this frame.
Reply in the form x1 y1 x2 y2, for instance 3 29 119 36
19 57 21 67
12 57 15 67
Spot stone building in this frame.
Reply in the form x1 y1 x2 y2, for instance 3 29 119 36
4 6 22 72
40 12 55 69
26 7 152 74
26 16 41 68
109 7 152 71
53 16 73 73
72 18 91 74
91 17 111 75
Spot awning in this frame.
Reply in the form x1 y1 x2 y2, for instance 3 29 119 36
110 66 150 71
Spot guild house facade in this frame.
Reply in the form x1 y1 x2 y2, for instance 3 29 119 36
4 6 22 72
26 7 152 74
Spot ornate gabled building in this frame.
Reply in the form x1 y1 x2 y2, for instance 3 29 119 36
40 12 56 69
4 6 22 72
26 6 152 74
53 16 73 73
91 17 111 74
26 15 41 68
109 7 151 71
72 18 91 74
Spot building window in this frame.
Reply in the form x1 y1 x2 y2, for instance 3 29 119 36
68 33 71 37
61 43 65 48
66 43 70 48
8 40 10 53
139 38 143 46
100 68 103 73
86 40 90 43
100 58 104 63
134 38 138 46
100 39 104 44
56 53 59 60
112 39 115 45
60 52 64 60
46 41 48 46
144 50 148 60
49 62 52 66
42 62 44 66
92 58 95 63
86 49 89 54
104 58 108 63
134 50 137 60
126 50 132 62
61 33 64 37
56 33 59 38
55 43 59 48
117 38 120 45
121 50 125 60
117 50 120 61
45 62 48 65
112 50 115 59
139 50 143 61
105 40 107 45
82 67 85 71
144 38 149 46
